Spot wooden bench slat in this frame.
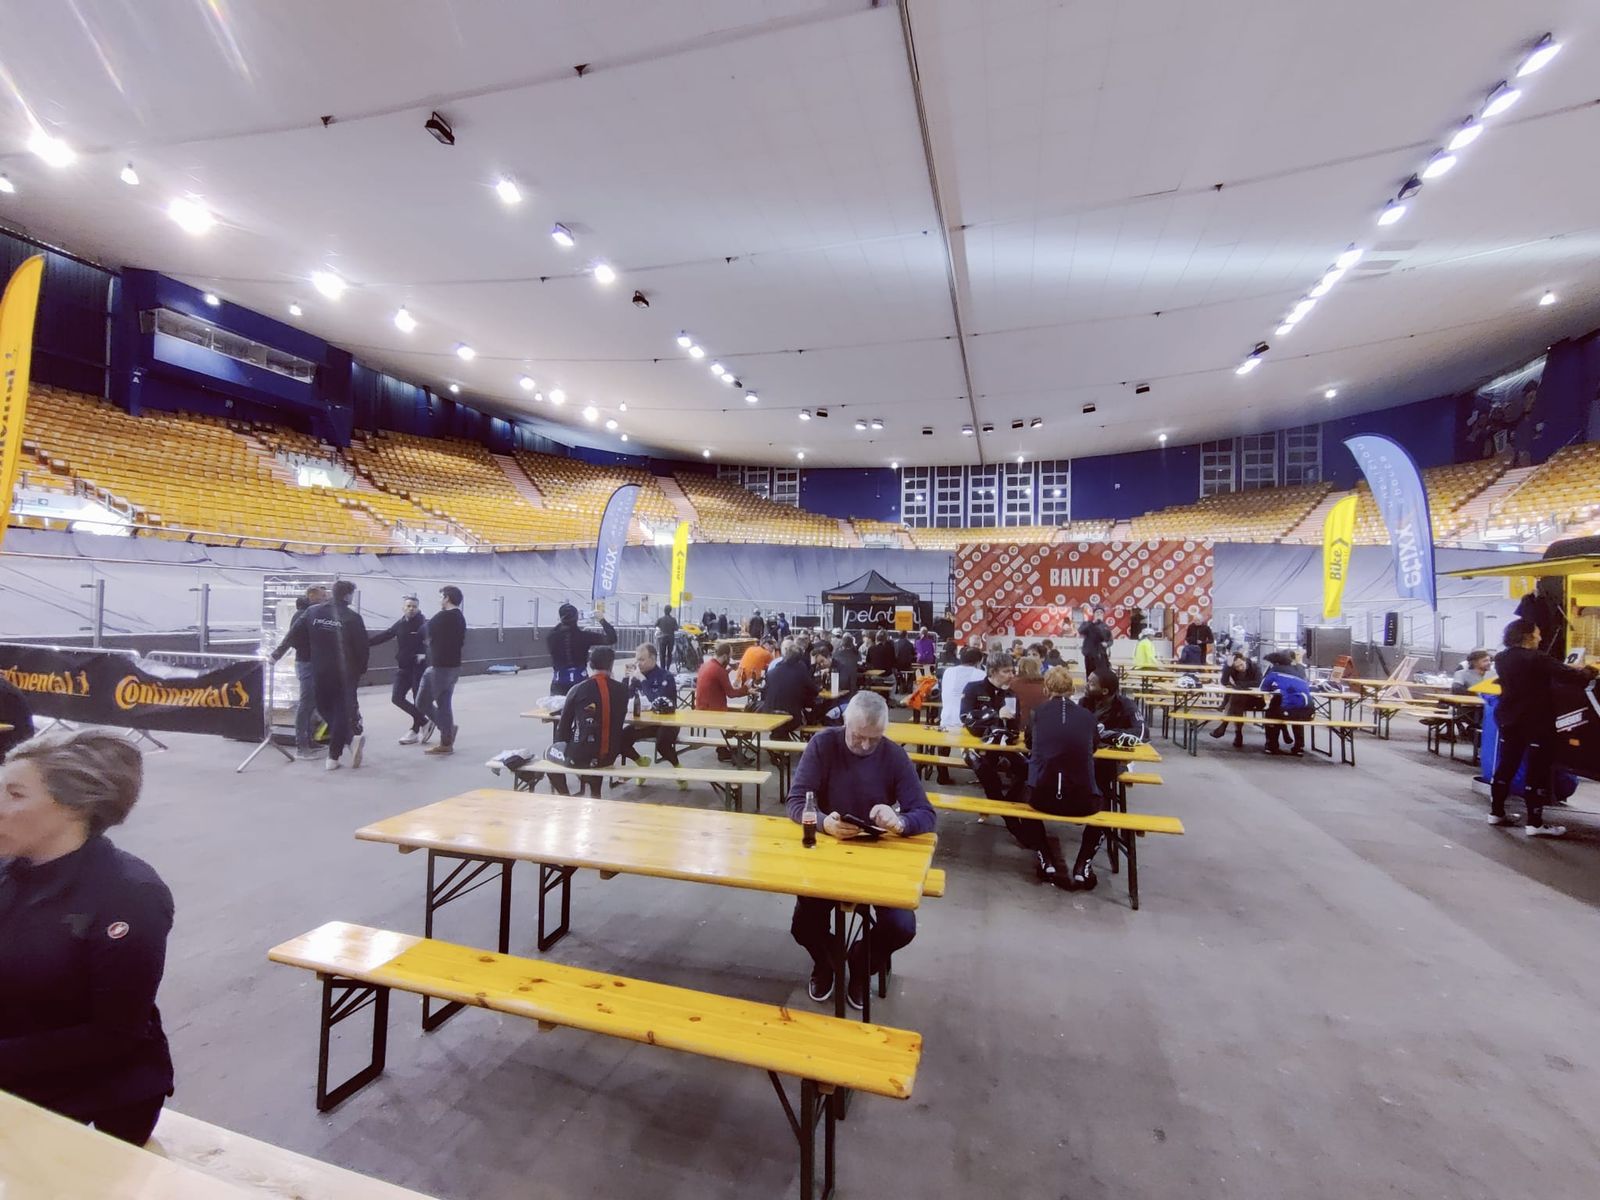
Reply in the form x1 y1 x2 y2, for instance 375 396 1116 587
1116 772 1163 785
1169 711 1366 729
926 793 1184 835
269 923 920 1100
505 758 770 784
922 868 947 898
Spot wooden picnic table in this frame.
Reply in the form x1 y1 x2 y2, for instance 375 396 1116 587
796 722 1162 764
356 788 938 1027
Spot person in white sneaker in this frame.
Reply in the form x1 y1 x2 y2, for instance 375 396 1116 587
1487 618 1597 837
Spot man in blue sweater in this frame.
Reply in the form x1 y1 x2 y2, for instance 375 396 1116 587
620 642 682 771
786 691 937 1009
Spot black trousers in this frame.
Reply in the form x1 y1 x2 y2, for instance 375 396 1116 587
973 750 1029 844
790 897 915 976
391 659 425 730
657 637 674 671
621 722 680 765
1490 728 1555 826
1264 698 1305 751
81 1096 165 1146
313 672 355 759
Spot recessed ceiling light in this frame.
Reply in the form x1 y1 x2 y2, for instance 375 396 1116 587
962 425 974 437
1016 454 1025 464
288 302 303 317
1325 388 1338 399
799 409 812 421
448 384 460 395
620 433 629 442
890 461 899 470
619 402 628 412
1421 152 1457 180
202 292 219 307
605 419 618 431
1377 200 1407 226
27 128 75 168
582 406 599 423
745 391 758 404
676 332 693 348
1482 82 1521 119
855 419 867 431
519 375 536 391
1539 291 1557 306
533 392 544 402
311 270 346 300
710 362 725 376
167 196 216 235
0 174 13 194
455 343 476 361
120 163 140 186
1309 268 1345 297
1335 246 1364 271
1236 358 1262 376
1517 33 1562 77
1447 120 1483 152
550 223 575 247
702 448 711 458
394 307 417 333
592 262 617 285
1030 418 1043 429
549 388 566 405
1158 433 1169 444
1275 323 1294 336
495 178 522 205
724 376 740 388
796 451 806 461
870 418 884 431
1285 298 1316 325
688 345 706 359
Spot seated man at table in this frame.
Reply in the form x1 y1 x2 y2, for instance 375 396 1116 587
760 639 822 738
739 636 777 685
1211 651 1263 747
695 644 748 711
550 646 630 796
787 692 937 1009
961 648 1026 816
864 630 897 675
621 642 682 773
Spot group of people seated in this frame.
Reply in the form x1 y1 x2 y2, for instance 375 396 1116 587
1205 647 1316 755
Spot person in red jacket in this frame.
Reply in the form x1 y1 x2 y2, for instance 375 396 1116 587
695 645 748 711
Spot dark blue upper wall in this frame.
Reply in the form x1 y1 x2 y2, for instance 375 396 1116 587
799 468 900 520
1071 444 1202 520
2 226 114 396
1320 393 1463 487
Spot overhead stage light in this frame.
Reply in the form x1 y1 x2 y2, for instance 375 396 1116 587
311 270 346 299
710 362 725 376
1275 323 1294 336
549 388 566 405
688 344 705 359
855 419 867 431
495 178 522 205
702 448 711 458
592 262 617 285
120 163 140 186
1325 388 1338 399
796 451 806 461
519 375 536 391
1236 343 1269 375
394 307 417 333
1447 120 1483 152
1378 200 1407 226
870 418 884 431
619 402 628 412
1158 433 1168 444
168 196 216 235
1335 246 1364 271
890 461 899 470
1030 418 1043 429
606 419 618 431
288 302 303 317
1421 152 1457 180
551 224 575 248
203 292 220 307
798 409 812 421
745 391 759 404
28 128 75 168
1310 268 1345 297
1539 291 1557 306
1284 298 1316 325
1516 34 1561 77
962 425 974 437
676 332 693 348
620 434 629 442
455 343 476 361
582 406 599 423
0 174 13 194
1482 82 1521 118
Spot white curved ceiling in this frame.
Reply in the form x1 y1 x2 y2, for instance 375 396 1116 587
1 0 1597 467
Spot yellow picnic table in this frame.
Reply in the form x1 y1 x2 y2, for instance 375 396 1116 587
356 788 939 1025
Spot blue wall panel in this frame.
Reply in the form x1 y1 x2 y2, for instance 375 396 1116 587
799 468 900 520
1071 445 1202 520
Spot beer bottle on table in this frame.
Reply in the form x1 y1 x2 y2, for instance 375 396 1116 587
802 791 818 848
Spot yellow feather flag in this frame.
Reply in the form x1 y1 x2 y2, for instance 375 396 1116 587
1322 493 1357 619
669 520 691 610
0 255 46 553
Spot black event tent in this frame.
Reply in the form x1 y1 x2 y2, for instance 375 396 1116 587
822 570 927 629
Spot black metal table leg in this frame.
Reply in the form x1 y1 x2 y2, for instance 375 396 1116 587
1125 831 1140 911
538 862 575 950
423 850 513 1030
316 974 390 1110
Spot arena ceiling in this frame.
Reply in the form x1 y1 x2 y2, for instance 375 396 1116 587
2 0 1598 467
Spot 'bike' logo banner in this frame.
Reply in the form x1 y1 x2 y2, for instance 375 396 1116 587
592 484 640 603
0 643 265 740
669 520 690 611
1321 493 1357 619
1344 435 1437 610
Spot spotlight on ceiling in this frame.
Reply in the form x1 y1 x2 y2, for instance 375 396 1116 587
816 408 829 419
582 406 599 423
120 163 140 186
1158 433 1169 444
1286 299 1316 324
962 425 974 437
676 332 693 348
1447 120 1483 152
1539 291 1557 306
688 344 706 359
424 111 455 145
745 391 759 404
1325 388 1338 399
1378 200 1407 226
1030 417 1043 429
796 451 806 461
1517 33 1562 77
702 448 711 458
0 174 13 195
981 423 994 434
1016 454 1025 464
1275 324 1294 336
27 128 75 168
551 223 575 248
167 196 216 235
203 292 220 307
549 388 566 405
455 343 476 361
870 418 884 431
495 178 522 205
1081 403 1096 414
1482 81 1521 118
393 307 417 333
619 402 628 412
592 262 617 285
287 302 303 317
1236 342 1270 375
311 270 346 300
1011 419 1024 430
1335 246 1364 271
631 290 649 309
1421 151 1457 180
448 384 460 395
1309 268 1344 297
519 375 536 391
799 409 812 421
890 461 900 470
606 419 618 431
1398 175 1424 201
855 419 867 431
620 434 629 442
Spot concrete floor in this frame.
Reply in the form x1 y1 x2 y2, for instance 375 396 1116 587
106 672 1600 1200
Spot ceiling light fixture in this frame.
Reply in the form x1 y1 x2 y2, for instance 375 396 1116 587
582 406 599 423
167 196 216 235
676 332 693 348
962 425 974 437
702 448 711 458
798 409 812 421
1325 388 1338 399
592 262 617 285
1016 454 1025 464
311 270 346 299
796 451 806 461
120 163 140 186
890 461 899 470
1335 246 1364 271
855 419 867 431
725 377 740 388
1377 200 1407 226
519 375 536 391
1158 433 1169 444
1517 33 1562 77
203 292 220 307
870 418 884 431
549 388 566 405
288 302 303 317
688 344 705 359
1030 418 1043 429
709 362 725 376
605 419 618 431
1275 323 1294 336
745 391 758 404
1236 342 1270 375
0 174 13 195
27 128 75 168
495 178 522 205
424 111 455 145
448 384 460 395
619 402 628 412
1539 291 1557 306
1447 120 1483 152
394 307 417 333
1284 298 1316 325
816 408 829 419
620 434 629 442
921 426 933 436
455 343 476 361
1309 268 1345 297
551 224 575 248
981 423 994 434
1421 151 1457 180
1482 81 1521 118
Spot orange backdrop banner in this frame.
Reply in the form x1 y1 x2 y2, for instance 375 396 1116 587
953 539 1215 639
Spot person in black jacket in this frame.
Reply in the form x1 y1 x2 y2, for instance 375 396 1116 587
369 594 428 742
0 731 173 1144
747 611 765 641
759 642 822 738
415 586 467 757
1022 667 1103 889
961 648 1026 824
269 584 328 759
280 580 369 771
655 605 680 672
547 603 617 695
1077 604 1114 679
893 630 917 672
865 630 897 675
550 646 630 796
0 676 35 761
717 612 730 636
1211 651 1263 746
1084 669 1140 796
1489 618 1598 836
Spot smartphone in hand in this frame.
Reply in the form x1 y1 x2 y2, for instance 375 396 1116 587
840 813 886 839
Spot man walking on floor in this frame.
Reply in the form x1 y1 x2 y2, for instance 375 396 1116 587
269 583 328 760
369 594 428 742
414 586 467 756
280 579 369 772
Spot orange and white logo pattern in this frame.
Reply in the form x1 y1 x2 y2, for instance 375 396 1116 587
953 540 1215 639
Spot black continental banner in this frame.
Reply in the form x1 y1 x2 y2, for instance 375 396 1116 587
0 643 265 740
